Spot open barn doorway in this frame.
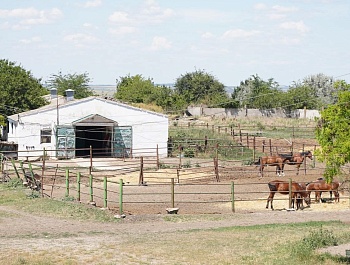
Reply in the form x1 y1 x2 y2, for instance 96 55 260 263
75 126 112 157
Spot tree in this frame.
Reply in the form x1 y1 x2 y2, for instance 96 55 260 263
46 71 94 99
282 84 318 111
315 80 350 182
174 69 230 107
299 73 336 108
232 74 282 109
0 59 48 118
115 74 158 103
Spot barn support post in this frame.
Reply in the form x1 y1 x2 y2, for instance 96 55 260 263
231 181 235 213
65 168 69 197
89 174 93 202
11 159 20 179
139 156 144 185
103 176 107 208
77 172 81 202
288 178 292 209
119 178 123 215
171 178 175 208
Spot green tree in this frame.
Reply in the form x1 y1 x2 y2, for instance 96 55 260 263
315 80 350 182
174 69 230 107
232 74 282 109
115 74 157 103
0 59 48 117
46 71 94 99
283 84 318 111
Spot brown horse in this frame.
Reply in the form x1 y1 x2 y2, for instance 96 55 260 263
306 178 340 203
254 156 287 177
266 180 311 210
279 151 313 175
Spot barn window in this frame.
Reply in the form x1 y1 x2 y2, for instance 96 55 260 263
40 129 52 143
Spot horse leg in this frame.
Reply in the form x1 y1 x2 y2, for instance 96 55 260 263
315 191 321 203
334 191 339 202
266 192 275 210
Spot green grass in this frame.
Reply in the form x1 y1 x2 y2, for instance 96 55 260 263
0 185 118 222
1 188 350 265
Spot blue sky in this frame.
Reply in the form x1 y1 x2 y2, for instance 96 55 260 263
1 0 350 87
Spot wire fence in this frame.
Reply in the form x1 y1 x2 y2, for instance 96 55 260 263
1 155 349 215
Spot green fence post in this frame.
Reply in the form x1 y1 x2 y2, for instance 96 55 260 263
65 169 69 197
11 159 21 179
104 177 107 208
89 174 93 202
77 172 81 202
171 178 175 208
119 178 123 215
231 181 235 213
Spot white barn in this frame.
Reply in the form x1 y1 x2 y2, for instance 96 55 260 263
7 91 168 159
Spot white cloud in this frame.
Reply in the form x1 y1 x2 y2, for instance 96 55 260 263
201 32 214 39
84 0 102 8
109 26 136 35
63 33 98 46
19 36 42 44
254 3 267 10
108 12 130 23
222 29 260 39
0 7 63 27
150 36 171 51
272 5 298 13
141 0 174 22
280 21 309 33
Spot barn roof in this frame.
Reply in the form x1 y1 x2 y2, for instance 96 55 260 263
8 96 168 122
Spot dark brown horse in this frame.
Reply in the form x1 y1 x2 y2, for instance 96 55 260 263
254 156 287 177
306 178 340 203
279 151 313 175
266 180 311 210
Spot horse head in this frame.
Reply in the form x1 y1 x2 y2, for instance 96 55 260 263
303 150 313 160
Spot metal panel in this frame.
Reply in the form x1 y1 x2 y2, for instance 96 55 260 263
56 126 75 159
113 126 132 158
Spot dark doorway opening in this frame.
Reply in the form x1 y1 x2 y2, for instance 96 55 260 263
75 126 112 157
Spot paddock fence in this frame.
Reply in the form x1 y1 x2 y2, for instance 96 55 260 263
1 153 349 215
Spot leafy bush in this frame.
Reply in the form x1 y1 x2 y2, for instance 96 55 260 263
291 227 338 260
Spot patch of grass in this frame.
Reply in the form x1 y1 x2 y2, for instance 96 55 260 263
0 185 118 223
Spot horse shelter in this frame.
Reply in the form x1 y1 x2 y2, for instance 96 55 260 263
6 89 168 159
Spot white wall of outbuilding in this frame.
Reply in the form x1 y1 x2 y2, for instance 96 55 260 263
7 97 168 159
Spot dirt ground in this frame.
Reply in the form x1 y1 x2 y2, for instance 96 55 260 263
2 155 350 261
